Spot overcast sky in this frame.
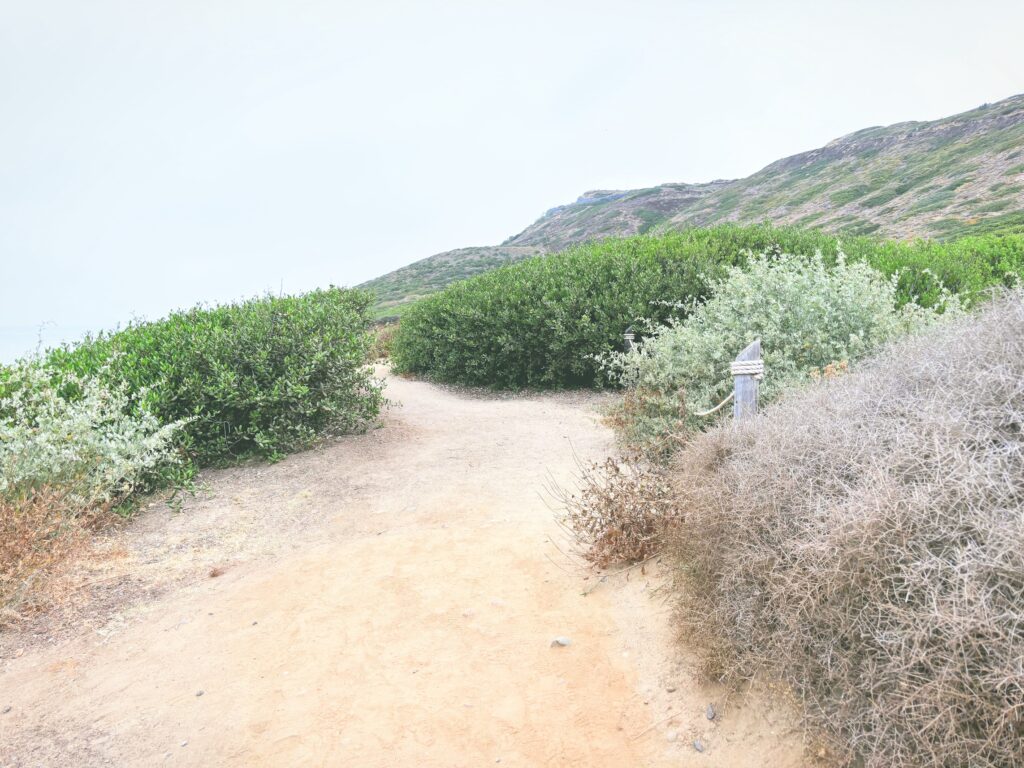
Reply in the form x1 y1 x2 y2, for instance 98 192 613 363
2 0 1023 361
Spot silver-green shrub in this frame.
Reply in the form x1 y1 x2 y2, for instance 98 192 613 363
0 363 184 509
601 252 958 452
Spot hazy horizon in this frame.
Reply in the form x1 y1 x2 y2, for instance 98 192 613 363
3 0 1024 361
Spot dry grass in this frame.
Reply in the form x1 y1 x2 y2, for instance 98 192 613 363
370 321 398 361
1 489 111 627
602 386 689 460
667 293 1024 767
560 455 675 568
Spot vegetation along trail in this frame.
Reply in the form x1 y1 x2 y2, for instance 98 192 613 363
0 371 803 767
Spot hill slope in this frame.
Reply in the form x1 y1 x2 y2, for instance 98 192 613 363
661 94 1024 239
503 182 730 251
365 245 542 318
362 94 1024 316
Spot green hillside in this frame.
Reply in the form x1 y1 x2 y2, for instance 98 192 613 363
365 246 541 319
659 94 1024 239
362 94 1024 316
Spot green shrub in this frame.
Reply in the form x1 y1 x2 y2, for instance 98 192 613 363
391 224 1024 389
392 224 868 388
392 236 715 388
862 232 1024 307
45 287 384 465
602 253 956 454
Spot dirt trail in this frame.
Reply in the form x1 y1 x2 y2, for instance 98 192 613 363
0 373 806 767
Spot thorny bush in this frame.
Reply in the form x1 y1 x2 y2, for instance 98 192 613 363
667 293 1024 767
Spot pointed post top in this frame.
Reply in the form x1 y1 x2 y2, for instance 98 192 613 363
735 338 761 363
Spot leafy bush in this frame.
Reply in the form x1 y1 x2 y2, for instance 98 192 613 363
665 293 1024 767
46 287 384 465
391 225 841 389
1 287 383 620
862 232 1024 308
392 233 732 388
602 252 956 454
0 363 185 508
391 225 1023 389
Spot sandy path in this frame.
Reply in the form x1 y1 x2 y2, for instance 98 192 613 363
0 373 806 767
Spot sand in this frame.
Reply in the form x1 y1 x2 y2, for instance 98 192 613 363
0 371 806 767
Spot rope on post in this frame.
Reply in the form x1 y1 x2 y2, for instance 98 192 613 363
729 360 765 378
693 357 765 418
684 341 766 420
623 326 636 352
732 340 762 421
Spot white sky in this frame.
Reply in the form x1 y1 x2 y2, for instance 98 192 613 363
2 0 1023 360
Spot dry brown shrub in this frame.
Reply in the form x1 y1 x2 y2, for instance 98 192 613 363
667 293 1024 767
602 386 689 460
370 321 398 361
808 358 849 381
0 489 110 626
560 455 676 568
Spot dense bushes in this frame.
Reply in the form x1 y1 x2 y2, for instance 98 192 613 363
46 287 384 465
666 294 1024 766
391 225 1024 389
391 225 856 388
864 232 1024 308
1 287 383 618
392 233 734 387
602 253 956 453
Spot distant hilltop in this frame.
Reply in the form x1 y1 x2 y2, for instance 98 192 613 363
363 93 1024 316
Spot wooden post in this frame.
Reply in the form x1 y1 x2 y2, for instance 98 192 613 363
731 340 762 422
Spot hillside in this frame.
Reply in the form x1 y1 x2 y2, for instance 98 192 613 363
362 94 1024 316
503 182 729 251
661 94 1024 239
365 246 541 318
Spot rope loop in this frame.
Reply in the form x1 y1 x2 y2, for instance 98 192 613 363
692 391 734 417
730 360 765 378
